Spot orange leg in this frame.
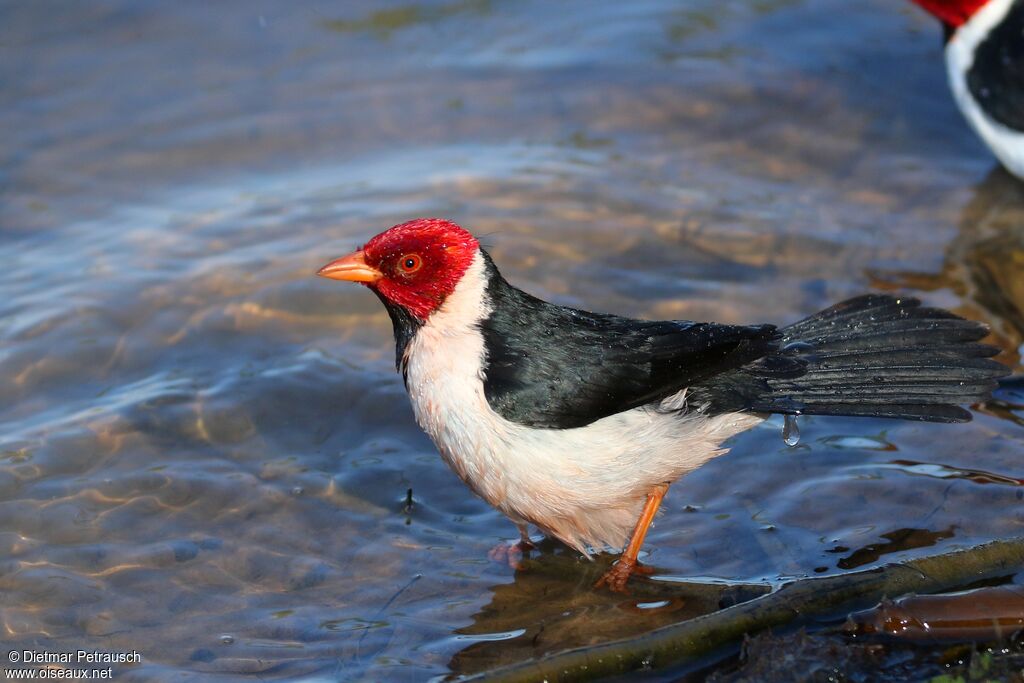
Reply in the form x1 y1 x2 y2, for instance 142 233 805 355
488 524 536 569
595 484 669 592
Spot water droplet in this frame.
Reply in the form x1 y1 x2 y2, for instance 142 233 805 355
220 634 234 645
783 414 800 446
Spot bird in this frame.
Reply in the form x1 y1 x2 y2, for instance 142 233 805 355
909 0 1024 179
317 218 1007 591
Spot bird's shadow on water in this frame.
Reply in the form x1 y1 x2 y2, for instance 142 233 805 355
862 160 1024 488
868 166 1024 372
440 518 1015 679
439 539 773 678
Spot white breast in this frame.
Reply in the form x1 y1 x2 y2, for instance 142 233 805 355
403 250 761 554
945 0 1024 179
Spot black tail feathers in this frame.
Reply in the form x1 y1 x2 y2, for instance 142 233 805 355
694 294 1009 423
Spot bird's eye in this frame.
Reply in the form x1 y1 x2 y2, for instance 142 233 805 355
398 253 422 274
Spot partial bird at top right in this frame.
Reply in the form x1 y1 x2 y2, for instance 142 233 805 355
910 0 1024 179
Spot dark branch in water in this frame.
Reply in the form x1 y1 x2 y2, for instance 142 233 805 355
461 537 1024 683
845 584 1024 642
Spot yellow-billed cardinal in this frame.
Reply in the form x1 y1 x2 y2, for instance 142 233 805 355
317 218 1006 591
910 0 1024 178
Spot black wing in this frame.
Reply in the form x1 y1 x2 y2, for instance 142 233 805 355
689 294 1006 423
477 253 778 429
966 0 1024 132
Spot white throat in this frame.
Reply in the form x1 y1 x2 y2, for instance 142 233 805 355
402 249 496 485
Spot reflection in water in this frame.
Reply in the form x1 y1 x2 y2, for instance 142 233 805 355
870 168 1024 370
446 544 769 677
984 376 1024 428
320 0 494 38
834 527 956 570
821 433 897 451
882 459 1024 487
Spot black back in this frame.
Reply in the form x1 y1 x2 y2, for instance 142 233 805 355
477 252 778 429
966 0 1024 132
375 251 1004 429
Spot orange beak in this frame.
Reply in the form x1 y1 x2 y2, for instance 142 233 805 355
316 250 383 283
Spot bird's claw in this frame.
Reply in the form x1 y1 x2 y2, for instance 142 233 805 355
487 539 536 569
595 560 635 593
595 559 654 593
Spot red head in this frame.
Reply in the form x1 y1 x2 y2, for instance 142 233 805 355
910 0 989 28
317 218 480 320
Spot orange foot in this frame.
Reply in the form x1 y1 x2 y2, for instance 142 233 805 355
487 540 536 569
595 560 655 593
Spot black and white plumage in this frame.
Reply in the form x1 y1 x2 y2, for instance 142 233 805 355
914 0 1024 178
318 219 1007 588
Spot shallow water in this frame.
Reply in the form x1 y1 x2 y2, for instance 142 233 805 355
2 1 1023 680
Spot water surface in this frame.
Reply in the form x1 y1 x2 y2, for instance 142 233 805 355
2 1 1023 680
